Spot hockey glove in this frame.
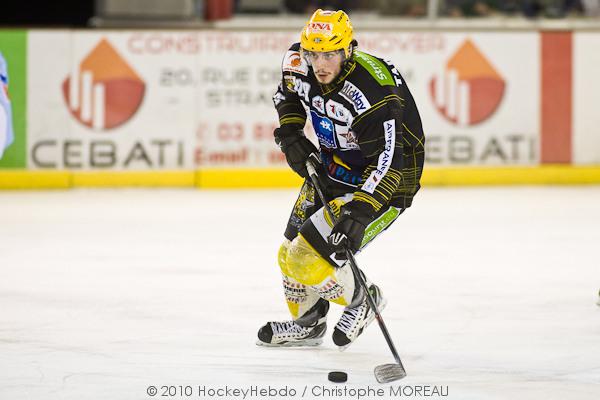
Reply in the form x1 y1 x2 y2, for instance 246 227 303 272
274 125 318 178
328 201 376 260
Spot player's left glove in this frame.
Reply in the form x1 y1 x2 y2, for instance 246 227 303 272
328 201 376 260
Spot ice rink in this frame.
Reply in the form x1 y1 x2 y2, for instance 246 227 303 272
1 186 599 400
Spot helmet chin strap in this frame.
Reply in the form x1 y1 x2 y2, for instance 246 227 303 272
333 44 359 84
343 44 355 63
341 39 358 63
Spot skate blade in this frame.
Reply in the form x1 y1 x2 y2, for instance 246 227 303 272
336 299 387 352
374 363 407 383
256 338 323 348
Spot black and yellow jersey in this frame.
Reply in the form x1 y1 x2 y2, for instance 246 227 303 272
273 43 425 210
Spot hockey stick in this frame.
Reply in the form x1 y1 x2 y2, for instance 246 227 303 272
305 155 407 383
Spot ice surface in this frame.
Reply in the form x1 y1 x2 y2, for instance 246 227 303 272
1 187 599 399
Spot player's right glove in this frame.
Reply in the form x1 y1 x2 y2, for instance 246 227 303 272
328 201 376 260
274 125 318 178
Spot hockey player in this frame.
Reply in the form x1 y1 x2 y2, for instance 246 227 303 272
257 9 425 349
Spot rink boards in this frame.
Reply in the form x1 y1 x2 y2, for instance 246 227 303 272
0 29 599 187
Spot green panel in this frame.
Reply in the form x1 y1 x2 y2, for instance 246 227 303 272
361 206 401 247
0 30 27 168
354 51 395 86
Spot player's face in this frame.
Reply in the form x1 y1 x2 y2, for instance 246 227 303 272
304 50 344 84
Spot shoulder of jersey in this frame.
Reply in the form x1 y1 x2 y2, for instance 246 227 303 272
282 42 309 77
348 51 401 95
339 51 404 114
338 58 383 114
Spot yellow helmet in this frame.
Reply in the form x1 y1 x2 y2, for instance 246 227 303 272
300 9 354 58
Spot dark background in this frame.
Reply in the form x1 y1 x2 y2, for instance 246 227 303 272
1 0 95 27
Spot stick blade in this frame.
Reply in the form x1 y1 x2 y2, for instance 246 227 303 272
374 363 407 383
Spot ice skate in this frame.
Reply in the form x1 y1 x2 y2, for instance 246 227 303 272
332 284 386 350
256 317 327 347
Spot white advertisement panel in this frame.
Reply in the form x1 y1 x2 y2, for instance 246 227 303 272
573 32 600 164
28 31 197 170
27 30 542 170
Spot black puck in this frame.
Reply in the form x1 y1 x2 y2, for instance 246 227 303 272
328 371 348 383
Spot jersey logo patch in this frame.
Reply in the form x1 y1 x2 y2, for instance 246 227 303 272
312 96 325 114
340 81 371 115
325 99 351 123
336 126 359 150
310 110 336 149
282 51 308 76
284 75 296 92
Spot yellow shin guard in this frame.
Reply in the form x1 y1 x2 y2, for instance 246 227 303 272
278 240 310 318
282 234 353 307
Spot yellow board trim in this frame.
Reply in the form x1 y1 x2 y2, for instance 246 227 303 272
72 171 195 187
197 168 304 188
421 165 600 186
0 171 71 189
0 171 194 189
1 165 600 189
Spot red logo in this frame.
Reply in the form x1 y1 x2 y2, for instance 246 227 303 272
429 39 505 126
308 22 333 33
62 39 145 131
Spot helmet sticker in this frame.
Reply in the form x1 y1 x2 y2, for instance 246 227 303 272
307 22 333 34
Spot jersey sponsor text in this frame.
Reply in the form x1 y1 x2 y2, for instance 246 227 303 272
363 119 395 194
339 81 371 114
